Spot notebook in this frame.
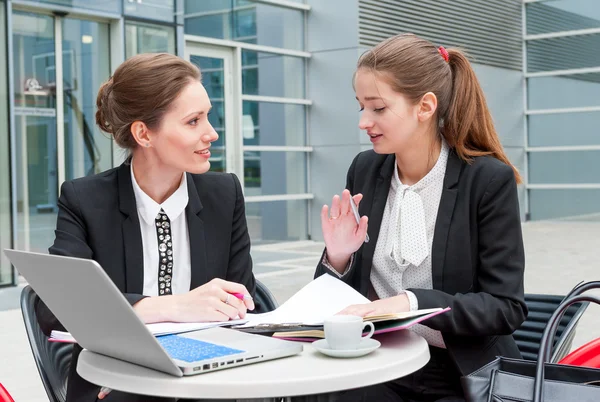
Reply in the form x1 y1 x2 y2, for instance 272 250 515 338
232 274 450 340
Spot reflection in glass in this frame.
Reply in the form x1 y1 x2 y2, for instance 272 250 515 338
124 0 175 23
12 12 57 253
241 51 304 98
190 55 226 172
35 0 121 13
184 0 304 50
125 22 176 58
0 5 12 285
62 18 112 181
526 0 600 35
245 200 308 243
242 101 306 147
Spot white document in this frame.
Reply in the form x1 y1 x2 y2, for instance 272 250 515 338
240 274 371 327
50 319 248 343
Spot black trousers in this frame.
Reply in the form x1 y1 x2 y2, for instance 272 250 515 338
335 346 465 402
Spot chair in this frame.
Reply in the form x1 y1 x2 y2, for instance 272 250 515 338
0 383 15 402
513 293 589 363
255 279 279 313
20 285 72 402
558 337 600 368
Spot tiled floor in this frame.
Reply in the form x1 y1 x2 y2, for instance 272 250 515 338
1 221 600 401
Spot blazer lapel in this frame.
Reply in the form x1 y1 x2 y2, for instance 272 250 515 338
431 150 463 291
360 155 395 293
117 163 144 294
185 174 208 289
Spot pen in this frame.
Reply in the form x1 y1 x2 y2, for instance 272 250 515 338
349 197 370 243
230 292 253 300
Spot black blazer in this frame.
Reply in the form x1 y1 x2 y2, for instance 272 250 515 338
36 163 255 402
315 150 528 376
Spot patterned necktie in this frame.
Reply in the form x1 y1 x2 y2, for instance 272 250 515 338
399 190 428 266
155 209 173 295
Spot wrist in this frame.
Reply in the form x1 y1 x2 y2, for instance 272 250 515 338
325 251 351 273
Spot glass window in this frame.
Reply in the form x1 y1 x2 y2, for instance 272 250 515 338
124 0 175 23
243 151 306 195
242 101 306 147
528 112 600 147
184 0 304 50
529 189 600 220
242 51 305 98
246 200 308 242
12 11 57 254
62 18 112 180
0 3 13 286
528 74 600 110
125 22 176 58
528 151 600 184
35 0 121 13
526 0 600 35
527 32 600 73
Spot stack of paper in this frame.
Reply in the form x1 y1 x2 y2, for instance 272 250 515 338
49 319 248 343
233 275 450 340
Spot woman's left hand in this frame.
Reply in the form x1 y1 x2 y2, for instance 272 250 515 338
338 294 410 317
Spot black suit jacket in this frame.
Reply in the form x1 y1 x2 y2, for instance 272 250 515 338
315 150 528 376
36 163 255 402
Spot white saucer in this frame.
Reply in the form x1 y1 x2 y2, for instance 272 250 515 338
312 338 381 358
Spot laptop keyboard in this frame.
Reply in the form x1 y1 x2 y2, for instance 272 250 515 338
157 335 245 363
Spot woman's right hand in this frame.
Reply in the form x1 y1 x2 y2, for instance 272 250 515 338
134 278 254 324
170 278 255 322
321 189 368 272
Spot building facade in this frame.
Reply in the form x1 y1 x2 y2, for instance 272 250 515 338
0 0 598 286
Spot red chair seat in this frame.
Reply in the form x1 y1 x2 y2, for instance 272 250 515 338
559 337 600 368
0 383 15 402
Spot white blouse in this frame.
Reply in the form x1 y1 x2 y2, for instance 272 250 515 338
130 164 192 297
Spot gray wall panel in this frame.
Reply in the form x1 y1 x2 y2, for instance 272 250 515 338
359 0 523 70
306 0 359 53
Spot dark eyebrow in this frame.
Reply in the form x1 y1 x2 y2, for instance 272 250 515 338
182 106 212 120
355 96 382 101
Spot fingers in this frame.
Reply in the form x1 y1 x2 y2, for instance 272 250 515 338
337 303 373 317
352 193 363 206
209 279 255 311
213 296 246 320
321 204 329 226
214 288 248 319
340 190 351 216
356 215 369 240
330 194 341 219
98 387 112 399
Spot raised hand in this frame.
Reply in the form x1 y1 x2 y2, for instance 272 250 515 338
321 189 368 273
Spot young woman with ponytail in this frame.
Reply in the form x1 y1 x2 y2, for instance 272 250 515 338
315 34 527 401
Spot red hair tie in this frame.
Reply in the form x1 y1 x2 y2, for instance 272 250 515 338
438 46 449 63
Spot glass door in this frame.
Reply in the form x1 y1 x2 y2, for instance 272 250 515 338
185 43 241 177
11 10 112 253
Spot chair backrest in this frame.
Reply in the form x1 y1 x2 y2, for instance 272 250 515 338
513 293 589 362
254 279 278 313
0 383 15 402
20 286 72 402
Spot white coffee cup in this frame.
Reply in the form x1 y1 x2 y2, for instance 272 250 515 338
324 315 375 350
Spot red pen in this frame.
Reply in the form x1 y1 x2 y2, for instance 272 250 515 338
230 292 253 300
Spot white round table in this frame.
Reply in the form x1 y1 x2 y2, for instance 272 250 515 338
77 331 430 400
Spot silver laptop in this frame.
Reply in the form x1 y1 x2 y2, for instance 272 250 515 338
5 249 302 377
